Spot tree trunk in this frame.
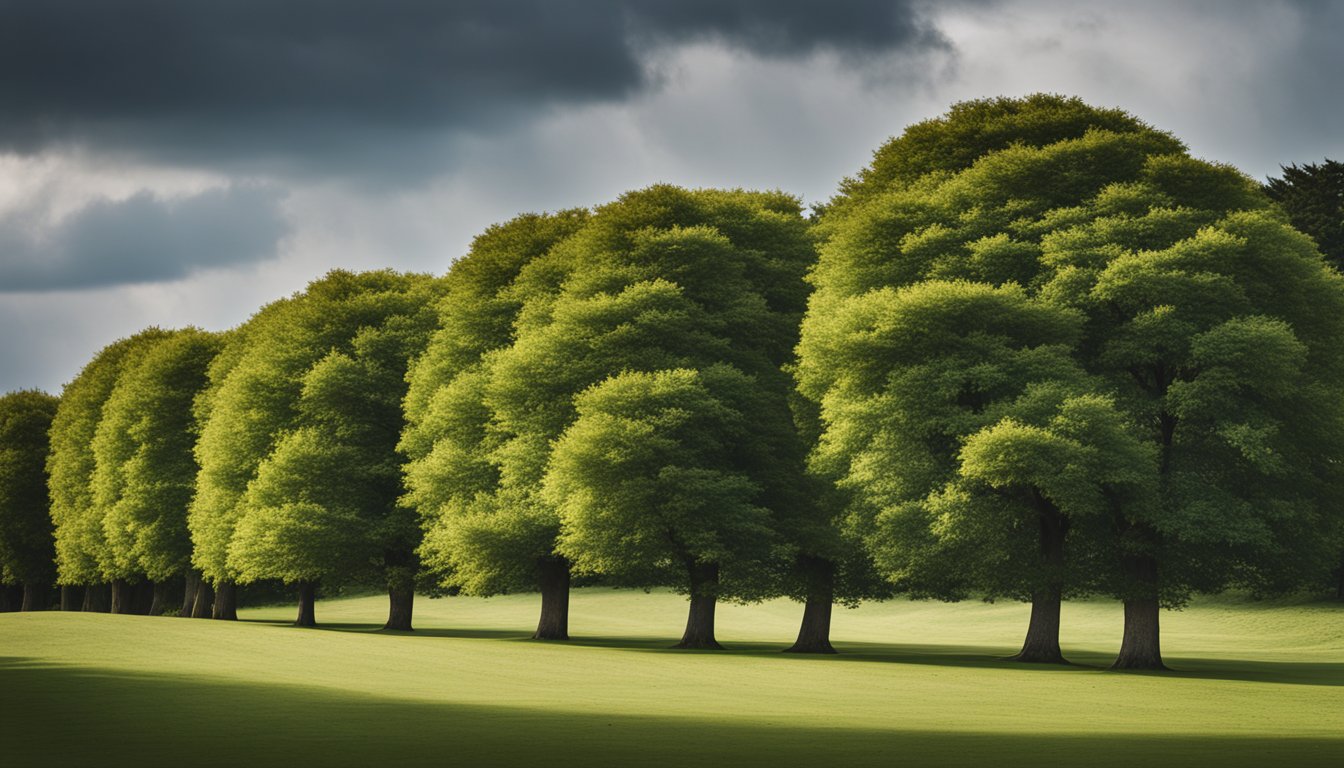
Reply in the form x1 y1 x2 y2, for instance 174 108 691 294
83 583 110 612
1335 553 1343 601
294 581 317 627
785 555 836 654
1012 499 1069 663
61 585 83 611
384 581 415 632
148 581 171 616
676 561 723 650
20 583 46 611
191 579 215 619
0 585 13 612
110 578 135 614
533 557 570 640
1012 587 1065 663
180 571 200 617
1112 555 1166 670
212 580 237 620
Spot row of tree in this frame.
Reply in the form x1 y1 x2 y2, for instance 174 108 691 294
2 95 1341 670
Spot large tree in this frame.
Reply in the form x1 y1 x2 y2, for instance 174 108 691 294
1264 158 1344 598
801 95 1344 669
408 186 822 647
92 329 221 616
402 210 590 639
48 329 174 613
479 186 814 647
0 391 60 611
545 366 781 648
194 270 444 627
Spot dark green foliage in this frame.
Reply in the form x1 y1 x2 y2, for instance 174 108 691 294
0 391 60 587
1264 159 1344 268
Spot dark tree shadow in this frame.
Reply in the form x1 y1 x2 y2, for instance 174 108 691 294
1 657 1340 768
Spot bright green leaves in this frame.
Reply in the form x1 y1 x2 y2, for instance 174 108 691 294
959 393 1154 520
547 367 775 589
228 429 374 585
404 185 815 599
833 94 1184 210
192 270 445 588
48 328 174 585
93 328 221 582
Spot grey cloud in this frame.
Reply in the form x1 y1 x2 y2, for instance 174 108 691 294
0 1 949 178
0 185 288 292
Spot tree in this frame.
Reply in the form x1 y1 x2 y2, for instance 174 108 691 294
402 210 590 639
546 367 779 648
947 392 1154 662
478 186 814 648
48 329 174 613
1264 159 1344 269
0 391 60 611
802 95 1344 669
799 279 1136 662
1264 158 1344 599
92 329 221 616
408 186 821 647
194 270 444 627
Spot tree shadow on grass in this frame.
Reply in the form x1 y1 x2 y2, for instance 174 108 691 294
0 656 1339 768
243 619 532 641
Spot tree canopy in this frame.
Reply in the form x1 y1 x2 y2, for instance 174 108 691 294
405 185 820 643
801 94 1344 667
1264 158 1344 269
48 329 175 588
0 390 60 593
92 328 222 585
192 269 444 626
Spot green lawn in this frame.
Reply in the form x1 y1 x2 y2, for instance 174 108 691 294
2 589 1340 767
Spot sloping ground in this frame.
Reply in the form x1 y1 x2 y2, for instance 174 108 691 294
2 590 1340 767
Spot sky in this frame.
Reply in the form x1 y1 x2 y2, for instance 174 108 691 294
1 0 1341 393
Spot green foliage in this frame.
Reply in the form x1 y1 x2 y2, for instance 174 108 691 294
1264 158 1344 268
804 94 1344 607
0 391 59 585
228 429 372 585
192 270 445 589
408 186 818 600
402 211 591 592
92 329 222 583
48 328 175 585
943 392 1155 598
828 94 1183 214
799 280 1093 597
546 367 778 595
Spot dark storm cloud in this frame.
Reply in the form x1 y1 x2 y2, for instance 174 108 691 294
0 185 288 292
0 0 948 177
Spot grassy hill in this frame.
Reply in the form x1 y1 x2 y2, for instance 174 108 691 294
2 589 1340 767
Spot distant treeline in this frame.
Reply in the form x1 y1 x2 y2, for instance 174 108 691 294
3 95 1342 671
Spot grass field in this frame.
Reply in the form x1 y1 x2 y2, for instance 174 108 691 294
2 589 1340 767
